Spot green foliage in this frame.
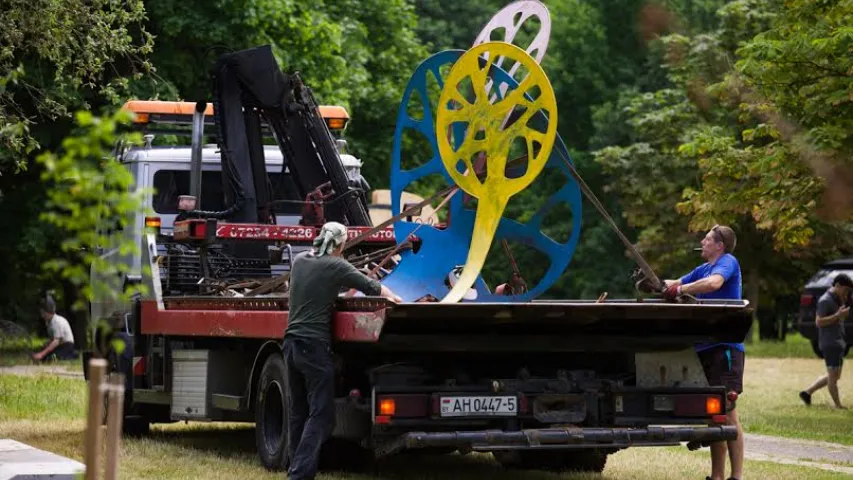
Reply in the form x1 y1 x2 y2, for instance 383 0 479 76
735 0 852 153
325 0 430 187
0 0 153 172
140 0 429 188
543 0 613 149
411 0 500 52
592 0 853 309
35 109 149 315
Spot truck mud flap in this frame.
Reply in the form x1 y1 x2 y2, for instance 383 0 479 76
374 425 737 458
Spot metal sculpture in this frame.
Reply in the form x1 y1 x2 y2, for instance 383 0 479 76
380 45 583 303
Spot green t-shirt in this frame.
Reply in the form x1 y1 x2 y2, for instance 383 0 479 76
285 251 382 344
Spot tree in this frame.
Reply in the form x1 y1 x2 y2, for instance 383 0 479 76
592 0 853 333
138 0 429 188
36 109 148 315
0 0 153 334
0 0 153 172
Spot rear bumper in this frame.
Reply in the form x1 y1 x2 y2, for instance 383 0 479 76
375 425 737 457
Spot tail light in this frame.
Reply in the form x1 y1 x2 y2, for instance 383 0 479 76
706 396 722 415
144 216 161 234
673 394 725 416
379 398 396 416
800 294 814 306
375 394 428 423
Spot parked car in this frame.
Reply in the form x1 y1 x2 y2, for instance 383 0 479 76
796 258 853 358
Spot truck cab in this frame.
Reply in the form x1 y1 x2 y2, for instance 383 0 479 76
88 100 362 327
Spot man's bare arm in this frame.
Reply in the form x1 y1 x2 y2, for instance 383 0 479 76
817 306 848 327
680 274 725 296
32 338 59 361
379 284 403 303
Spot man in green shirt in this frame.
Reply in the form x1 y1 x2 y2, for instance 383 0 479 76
285 221 401 480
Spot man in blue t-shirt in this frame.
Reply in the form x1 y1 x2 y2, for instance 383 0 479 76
663 224 744 480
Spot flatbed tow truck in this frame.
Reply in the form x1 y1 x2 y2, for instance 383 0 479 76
90 44 752 473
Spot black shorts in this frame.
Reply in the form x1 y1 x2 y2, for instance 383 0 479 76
821 345 845 369
698 345 745 395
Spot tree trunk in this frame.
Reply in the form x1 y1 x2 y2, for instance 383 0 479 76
62 280 87 351
745 266 760 344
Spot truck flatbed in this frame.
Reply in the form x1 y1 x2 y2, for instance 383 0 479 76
141 296 751 352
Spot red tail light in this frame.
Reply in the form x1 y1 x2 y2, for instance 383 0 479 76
800 294 814 306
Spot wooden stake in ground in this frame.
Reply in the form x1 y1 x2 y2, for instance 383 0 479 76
85 358 108 480
104 373 126 480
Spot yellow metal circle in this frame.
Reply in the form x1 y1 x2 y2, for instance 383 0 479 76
435 41 558 201
434 42 558 303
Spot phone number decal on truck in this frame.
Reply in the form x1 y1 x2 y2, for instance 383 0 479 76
215 224 395 242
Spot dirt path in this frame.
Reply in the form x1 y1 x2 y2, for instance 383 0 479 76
743 433 853 475
0 364 83 379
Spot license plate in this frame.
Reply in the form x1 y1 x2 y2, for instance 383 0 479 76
439 395 518 417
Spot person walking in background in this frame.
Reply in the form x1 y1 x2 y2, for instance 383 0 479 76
799 273 850 409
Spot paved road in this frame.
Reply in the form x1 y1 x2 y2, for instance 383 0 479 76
744 433 853 475
0 364 83 378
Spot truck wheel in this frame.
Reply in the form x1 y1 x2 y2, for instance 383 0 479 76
254 353 289 471
123 416 150 437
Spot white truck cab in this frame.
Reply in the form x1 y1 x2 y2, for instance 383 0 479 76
89 100 362 326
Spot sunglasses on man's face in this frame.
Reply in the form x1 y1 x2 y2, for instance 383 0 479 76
711 225 725 244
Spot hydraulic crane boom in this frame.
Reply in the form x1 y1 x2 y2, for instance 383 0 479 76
184 44 373 227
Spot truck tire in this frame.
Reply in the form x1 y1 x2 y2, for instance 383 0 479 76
254 353 289 471
123 416 151 437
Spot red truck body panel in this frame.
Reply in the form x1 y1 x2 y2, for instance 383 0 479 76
140 299 387 342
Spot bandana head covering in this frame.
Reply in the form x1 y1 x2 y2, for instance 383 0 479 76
313 221 348 257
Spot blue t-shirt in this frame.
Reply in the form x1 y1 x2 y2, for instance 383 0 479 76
680 253 744 352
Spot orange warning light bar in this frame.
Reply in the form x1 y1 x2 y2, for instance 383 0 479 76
121 100 349 129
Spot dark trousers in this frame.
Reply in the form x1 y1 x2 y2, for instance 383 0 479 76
37 341 78 361
284 336 335 480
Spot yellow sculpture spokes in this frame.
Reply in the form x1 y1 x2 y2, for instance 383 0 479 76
435 41 558 303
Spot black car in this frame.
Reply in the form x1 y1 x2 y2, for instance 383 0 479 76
796 258 853 358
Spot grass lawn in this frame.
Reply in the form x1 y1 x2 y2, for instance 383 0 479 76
739 357 853 445
1 373 850 479
745 331 817 359
0 335 82 369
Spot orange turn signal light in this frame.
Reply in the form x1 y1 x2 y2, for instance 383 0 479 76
706 396 722 415
327 118 347 130
379 398 396 416
144 216 161 229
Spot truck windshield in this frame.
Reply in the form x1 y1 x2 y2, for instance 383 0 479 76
152 169 303 215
